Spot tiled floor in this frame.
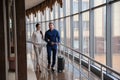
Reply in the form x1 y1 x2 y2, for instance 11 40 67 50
27 43 100 80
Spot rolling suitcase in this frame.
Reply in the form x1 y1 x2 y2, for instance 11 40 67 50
57 56 65 72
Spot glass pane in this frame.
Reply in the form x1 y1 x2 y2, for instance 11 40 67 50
55 20 59 30
73 15 79 50
51 10 54 20
30 14 34 23
60 8 63 17
55 3 58 19
94 0 106 7
34 16 37 23
60 3 63 17
94 7 106 65
73 0 78 14
46 8 50 21
31 23 34 37
33 23 36 31
82 0 89 11
60 19 64 43
26 18 31 40
42 13 45 21
66 0 70 16
42 22 46 35
66 17 71 47
112 2 120 72
73 15 79 59
38 11 41 22
82 12 89 57
26 24 28 40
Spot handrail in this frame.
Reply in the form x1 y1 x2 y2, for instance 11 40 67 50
26 40 120 77
27 40 46 45
60 43 120 77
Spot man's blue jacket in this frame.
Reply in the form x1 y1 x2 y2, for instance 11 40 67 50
45 29 60 49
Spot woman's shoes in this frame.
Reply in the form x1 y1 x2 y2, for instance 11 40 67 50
47 64 50 70
36 64 41 73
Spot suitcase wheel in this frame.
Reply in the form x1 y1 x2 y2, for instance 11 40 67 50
58 70 63 73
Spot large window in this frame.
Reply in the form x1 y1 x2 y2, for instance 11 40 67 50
45 22 49 31
73 15 79 50
73 0 78 14
55 3 58 19
26 24 30 40
42 12 45 22
60 4 63 17
55 20 59 30
60 19 64 43
50 9 54 20
37 11 40 22
94 7 106 65
66 17 71 47
94 0 106 7
26 17 30 40
82 12 89 56
26 0 120 75
82 0 89 11
66 0 70 16
112 2 120 72
46 8 50 21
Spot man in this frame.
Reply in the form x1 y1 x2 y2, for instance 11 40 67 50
45 22 60 71
31 23 43 72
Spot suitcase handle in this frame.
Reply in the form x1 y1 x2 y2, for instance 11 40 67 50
58 44 62 57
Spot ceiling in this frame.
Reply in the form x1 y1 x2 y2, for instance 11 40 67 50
25 0 45 10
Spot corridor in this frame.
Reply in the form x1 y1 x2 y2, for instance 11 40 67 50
26 42 101 80
0 0 120 80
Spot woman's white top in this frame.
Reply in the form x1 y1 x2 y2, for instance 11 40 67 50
31 30 43 47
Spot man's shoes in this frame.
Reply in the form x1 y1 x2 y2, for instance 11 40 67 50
51 67 55 72
48 64 50 70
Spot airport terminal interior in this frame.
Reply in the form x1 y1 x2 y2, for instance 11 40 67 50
0 0 120 80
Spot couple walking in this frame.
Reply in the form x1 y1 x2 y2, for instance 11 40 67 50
31 22 60 72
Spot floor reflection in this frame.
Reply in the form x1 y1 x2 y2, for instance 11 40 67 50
27 43 100 80
35 69 68 80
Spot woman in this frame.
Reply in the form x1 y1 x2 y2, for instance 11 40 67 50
31 23 43 72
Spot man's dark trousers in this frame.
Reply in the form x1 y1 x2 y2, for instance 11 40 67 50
47 45 57 68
